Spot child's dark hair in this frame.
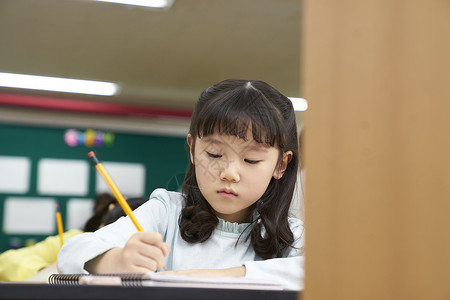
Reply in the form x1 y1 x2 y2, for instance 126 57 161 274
100 197 148 226
84 193 116 232
179 79 299 259
84 195 148 232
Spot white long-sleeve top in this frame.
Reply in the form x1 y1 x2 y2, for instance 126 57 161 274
57 189 305 290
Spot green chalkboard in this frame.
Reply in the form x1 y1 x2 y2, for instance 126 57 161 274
0 123 189 252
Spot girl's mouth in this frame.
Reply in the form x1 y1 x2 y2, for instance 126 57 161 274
217 189 237 198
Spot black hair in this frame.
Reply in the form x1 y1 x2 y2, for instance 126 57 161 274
84 195 148 232
84 193 115 232
101 197 148 226
179 79 299 259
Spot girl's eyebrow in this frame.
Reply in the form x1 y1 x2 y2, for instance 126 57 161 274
202 137 224 145
203 137 268 153
245 144 269 152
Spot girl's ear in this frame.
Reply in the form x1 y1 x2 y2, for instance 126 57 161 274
186 134 195 164
273 151 293 179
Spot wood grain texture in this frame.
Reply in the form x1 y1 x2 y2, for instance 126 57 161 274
300 0 450 299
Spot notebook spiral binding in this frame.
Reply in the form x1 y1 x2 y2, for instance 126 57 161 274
48 273 146 286
48 274 79 285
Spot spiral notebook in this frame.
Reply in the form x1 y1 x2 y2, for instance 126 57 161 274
48 272 285 290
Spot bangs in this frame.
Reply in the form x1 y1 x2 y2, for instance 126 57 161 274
193 88 285 147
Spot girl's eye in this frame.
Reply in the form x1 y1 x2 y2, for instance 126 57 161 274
206 152 222 159
244 159 260 164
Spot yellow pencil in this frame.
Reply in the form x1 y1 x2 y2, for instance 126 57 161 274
56 205 64 247
87 151 144 232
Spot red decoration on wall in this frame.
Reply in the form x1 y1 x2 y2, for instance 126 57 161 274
0 93 192 119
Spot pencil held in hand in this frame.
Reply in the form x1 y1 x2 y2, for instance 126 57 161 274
87 151 144 232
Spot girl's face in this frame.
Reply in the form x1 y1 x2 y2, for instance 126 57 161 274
187 129 291 223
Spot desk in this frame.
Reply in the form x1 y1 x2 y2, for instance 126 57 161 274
0 283 299 300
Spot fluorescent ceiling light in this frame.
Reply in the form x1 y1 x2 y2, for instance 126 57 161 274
93 0 174 9
0 72 119 96
289 97 308 111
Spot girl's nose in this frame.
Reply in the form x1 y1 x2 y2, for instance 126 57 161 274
219 161 240 183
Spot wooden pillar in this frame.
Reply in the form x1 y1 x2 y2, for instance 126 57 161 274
301 0 450 299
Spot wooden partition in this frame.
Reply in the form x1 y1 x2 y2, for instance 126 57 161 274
301 0 450 299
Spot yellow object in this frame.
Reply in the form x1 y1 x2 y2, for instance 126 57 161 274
56 210 64 247
89 152 144 232
24 239 38 247
0 229 82 281
84 129 96 147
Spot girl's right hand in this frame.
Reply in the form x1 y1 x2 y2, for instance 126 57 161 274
86 232 170 274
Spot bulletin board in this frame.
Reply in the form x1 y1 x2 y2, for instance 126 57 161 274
0 123 188 253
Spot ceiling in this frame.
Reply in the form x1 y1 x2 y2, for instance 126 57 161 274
0 0 301 113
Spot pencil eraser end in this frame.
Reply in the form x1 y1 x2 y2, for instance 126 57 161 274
87 151 96 158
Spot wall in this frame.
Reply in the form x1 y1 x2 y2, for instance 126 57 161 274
0 123 188 252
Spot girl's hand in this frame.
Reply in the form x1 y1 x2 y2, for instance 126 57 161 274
159 266 246 278
85 232 170 274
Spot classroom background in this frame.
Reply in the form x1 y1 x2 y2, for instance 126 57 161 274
1 0 449 299
0 123 188 252
0 0 304 255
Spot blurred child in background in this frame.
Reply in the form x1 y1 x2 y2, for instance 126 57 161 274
0 194 147 281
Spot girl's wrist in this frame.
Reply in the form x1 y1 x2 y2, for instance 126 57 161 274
84 247 120 273
159 266 246 277
225 266 246 277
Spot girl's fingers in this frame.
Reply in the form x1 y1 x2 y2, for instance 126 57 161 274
138 232 164 247
131 254 159 272
137 245 167 270
127 265 155 274
125 232 170 271
120 246 163 272
135 232 170 257
161 243 170 256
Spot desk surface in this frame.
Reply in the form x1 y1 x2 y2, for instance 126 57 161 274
0 283 299 300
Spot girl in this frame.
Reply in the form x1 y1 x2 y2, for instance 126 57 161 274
57 79 304 290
